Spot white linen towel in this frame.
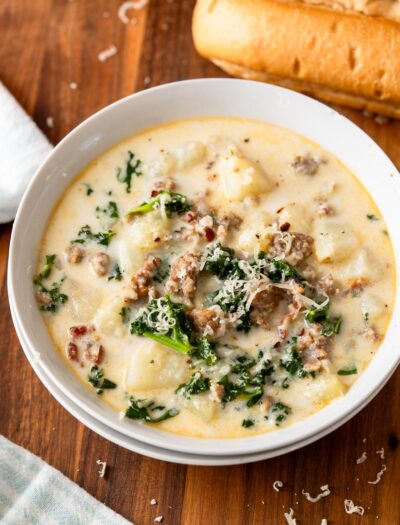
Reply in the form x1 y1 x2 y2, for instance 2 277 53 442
0 435 133 525
0 82 53 223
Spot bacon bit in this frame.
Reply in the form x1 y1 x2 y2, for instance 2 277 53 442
69 325 89 338
84 344 104 365
280 222 290 232
184 211 197 223
67 342 78 361
204 227 215 242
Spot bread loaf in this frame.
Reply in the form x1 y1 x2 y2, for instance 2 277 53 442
193 0 400 117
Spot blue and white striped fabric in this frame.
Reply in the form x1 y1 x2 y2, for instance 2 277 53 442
0 435 133 525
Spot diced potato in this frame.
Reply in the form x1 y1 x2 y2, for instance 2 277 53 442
219 147 272 201
341 249 381 281
236 213 275 254
116 237 145 275
175 141 207 170
131 211 170 249
304 372 345 403
314 220 359 263
93 296 126 337
279 202 312 234
123 341 191 392
361 294 386 321
146 151 176 177
64 279 100 322
184 396 217 422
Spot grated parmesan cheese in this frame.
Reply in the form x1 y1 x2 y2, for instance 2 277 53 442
284 508 297 525
150 498 157 505
69 82 78 90
98 45 118 62
96 459 107 478
154 517 163 523
273 480 283 492
344 499 364 515
356 451 367 464
302 484 330 503
376 448 385 460
118 0 148 24
321 520 328 525
368 464 387 485
46 117 54 128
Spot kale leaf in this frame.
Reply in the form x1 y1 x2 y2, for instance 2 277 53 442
126 191 191 218
175 372 210 399
72 225 115 246
116 151 142 193
130 295 194 354
88 365 117 394
125 397 179 423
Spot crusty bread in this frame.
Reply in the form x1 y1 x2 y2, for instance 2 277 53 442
193 0 400 118
289 0 400 22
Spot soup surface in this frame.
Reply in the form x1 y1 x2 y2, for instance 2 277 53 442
35 117 394 438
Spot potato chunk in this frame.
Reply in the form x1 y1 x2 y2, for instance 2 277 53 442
279 203 312 234
93 296 126 337
314 220 359 263
361 294 386 322
219 147 272 201
131 211 170 249
236 213 274 253
341 249 381 281
123 341 191 392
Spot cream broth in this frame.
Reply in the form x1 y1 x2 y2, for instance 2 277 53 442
35 118 395 438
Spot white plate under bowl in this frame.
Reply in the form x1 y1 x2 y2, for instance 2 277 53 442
8 79 400 458
9 285 339 466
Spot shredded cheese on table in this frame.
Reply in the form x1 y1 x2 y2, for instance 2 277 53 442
376 448 385 460
356 451 367 464
284 508 297 525
368 464 387 485
344 499 364 515
118 0 149 24
272 480 283 492
96 459 107 478
302 484 330 503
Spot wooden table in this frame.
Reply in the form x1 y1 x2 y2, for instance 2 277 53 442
1 1 400 523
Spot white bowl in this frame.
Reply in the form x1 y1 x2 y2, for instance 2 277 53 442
9 79 400 460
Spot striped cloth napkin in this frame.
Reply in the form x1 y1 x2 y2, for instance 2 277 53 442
0 435 133 525
0 81 52 224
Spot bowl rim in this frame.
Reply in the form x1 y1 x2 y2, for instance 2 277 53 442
8 78 400 457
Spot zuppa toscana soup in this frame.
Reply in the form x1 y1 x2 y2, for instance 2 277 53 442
34 117 394 438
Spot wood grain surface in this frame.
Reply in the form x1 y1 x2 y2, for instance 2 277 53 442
1 1 400 524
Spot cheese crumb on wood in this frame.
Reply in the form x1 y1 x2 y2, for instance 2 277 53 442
273 480 283 492
284 508 297 525
118 0 148 24
344 499 364 515
46 117 54 128
154 517 164 523
376 448 385 460
150 498 157 505
69 82 78 90
321 520 328 525
96 459 107 478
368 464 387 485
356 451 367 464
302 484 330 502
98 45 118 62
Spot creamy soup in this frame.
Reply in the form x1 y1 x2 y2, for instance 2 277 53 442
34 118 395 438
